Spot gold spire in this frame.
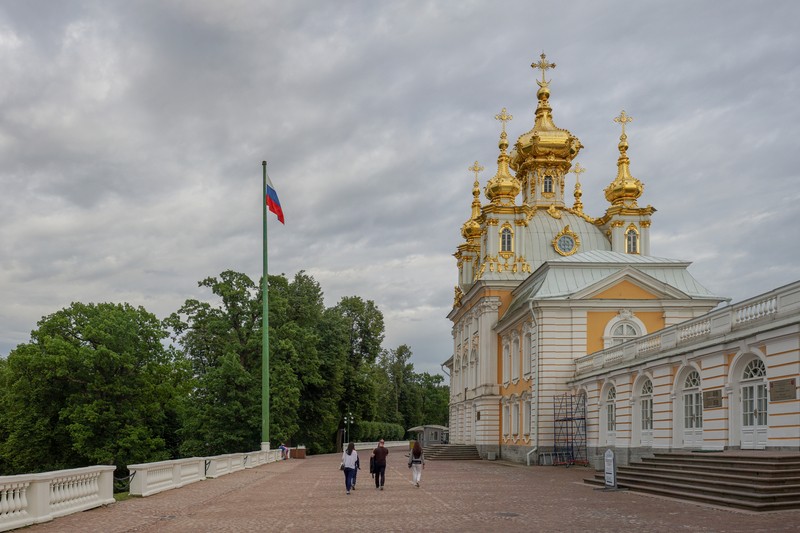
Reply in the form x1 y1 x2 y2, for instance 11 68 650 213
604 110 644 206
571 162 586 212
486 108 521 204
461 162 484 241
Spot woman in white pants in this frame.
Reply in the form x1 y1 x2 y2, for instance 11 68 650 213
408 440 425 487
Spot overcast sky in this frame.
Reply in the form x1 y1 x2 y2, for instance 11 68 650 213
1 1 799 375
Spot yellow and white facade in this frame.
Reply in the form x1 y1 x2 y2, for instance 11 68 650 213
444 55 800 466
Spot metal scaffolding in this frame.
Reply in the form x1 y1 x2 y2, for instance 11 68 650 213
552 392 588 466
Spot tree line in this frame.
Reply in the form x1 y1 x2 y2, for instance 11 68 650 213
0 270 449 475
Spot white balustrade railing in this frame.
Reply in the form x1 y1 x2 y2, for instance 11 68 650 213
130 449 283 496
677 318 711 342
0 466 115 532
574 280 800 378
733 295 778 326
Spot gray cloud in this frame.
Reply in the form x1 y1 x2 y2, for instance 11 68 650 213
1 0 799 375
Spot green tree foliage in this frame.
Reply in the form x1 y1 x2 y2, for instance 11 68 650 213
0 302 187 475
0 270 451 473
332 296 385 423
167 271 265 455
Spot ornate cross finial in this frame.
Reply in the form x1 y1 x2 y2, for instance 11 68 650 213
531 52 556 83
494 107 513 133
614 110 633 135
468 161 484 181
572 162 586 184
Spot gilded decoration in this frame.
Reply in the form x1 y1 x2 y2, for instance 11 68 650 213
547 204 562 219
453 286 464 308
640 219 651 228
553 224 581 256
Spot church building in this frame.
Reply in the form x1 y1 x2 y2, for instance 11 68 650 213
444 54 800 467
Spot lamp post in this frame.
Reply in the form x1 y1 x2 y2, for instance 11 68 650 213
344 412 354 445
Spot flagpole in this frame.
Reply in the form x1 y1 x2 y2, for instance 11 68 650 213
261 160 270 450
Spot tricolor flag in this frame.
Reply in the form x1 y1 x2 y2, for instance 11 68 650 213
265 173 285 224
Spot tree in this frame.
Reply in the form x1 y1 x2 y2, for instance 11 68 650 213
167 271 265 454
0 302 187 474
332 296 385 422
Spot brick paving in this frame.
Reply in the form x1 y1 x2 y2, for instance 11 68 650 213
23 446 800 532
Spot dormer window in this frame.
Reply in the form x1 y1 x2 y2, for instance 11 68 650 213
625 225 639 254
543 175 553 194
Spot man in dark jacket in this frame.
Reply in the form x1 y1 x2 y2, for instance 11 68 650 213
372 439 389 490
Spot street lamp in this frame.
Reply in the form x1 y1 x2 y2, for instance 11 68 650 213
344 412 354 445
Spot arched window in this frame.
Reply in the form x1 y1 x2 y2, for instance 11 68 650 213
501 227 513 253
625 227 639 254
502 403 510 437
543 175 553 194
607 387 617 432
502 342 510 384
512 401 520 436
523 332 533 376
523 396 531 436
683 370 703 431
742 359 767 429
612 322 640 345
511 336 520 381
743 359 766 380
641 379 653 431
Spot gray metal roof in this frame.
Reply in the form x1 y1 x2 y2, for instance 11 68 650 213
500 250 722 324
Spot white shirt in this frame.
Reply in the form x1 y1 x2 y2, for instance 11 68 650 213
342 449 358 469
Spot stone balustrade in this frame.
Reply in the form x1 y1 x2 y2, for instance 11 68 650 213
0 465 115 532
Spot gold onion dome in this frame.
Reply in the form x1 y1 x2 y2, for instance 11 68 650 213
485 108 521 203
604 110 644 206
461 163 483 241
510 53 582 172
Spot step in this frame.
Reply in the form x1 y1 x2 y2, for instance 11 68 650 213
608 479 800 511
640 459 800 477
611 470 800 494
608 474 800 503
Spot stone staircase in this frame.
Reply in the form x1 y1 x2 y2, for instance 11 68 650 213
584 452 800 511
423 444 481 461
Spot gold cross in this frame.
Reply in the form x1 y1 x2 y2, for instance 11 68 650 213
494 107 513 133
468 161 484 181
614 110 633 135
572 162 586 184
531 52 556 83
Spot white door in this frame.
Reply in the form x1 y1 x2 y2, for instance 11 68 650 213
683 391 703 448
741 382 768 449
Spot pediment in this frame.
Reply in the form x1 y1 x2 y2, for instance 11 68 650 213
573 267 690 301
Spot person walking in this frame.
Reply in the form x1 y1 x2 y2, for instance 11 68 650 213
352 454 360 490
372 439 389 490
342 442 358 495
408 440 425 487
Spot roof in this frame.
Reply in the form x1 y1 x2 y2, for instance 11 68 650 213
500 250 722 322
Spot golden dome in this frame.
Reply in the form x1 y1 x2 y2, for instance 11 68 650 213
604 110 644 206
510 54 582 172
485 130 521 204
461 166 484 242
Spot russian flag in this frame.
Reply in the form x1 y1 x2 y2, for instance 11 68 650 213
265 173 285 224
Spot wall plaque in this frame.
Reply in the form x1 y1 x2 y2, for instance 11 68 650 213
703 389 723 409
770 379 797 402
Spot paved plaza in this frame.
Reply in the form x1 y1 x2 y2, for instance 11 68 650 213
23 446 800 532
